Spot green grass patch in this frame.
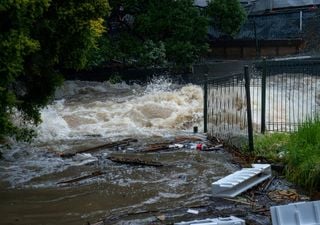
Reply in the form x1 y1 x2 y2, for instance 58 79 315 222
253 132 289 162
250 118 320 192
286 118 320 192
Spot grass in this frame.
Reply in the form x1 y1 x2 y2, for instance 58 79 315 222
253 133 289 162
251 118 320 193
286 118 320 193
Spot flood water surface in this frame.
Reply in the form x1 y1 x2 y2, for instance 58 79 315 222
0 78 239 225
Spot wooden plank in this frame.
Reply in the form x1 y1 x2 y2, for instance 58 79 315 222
107 156 164 167
59 138 138 158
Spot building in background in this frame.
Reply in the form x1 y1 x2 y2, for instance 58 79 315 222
195 0 320 58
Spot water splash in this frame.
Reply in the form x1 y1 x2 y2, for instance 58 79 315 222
36 78 203 142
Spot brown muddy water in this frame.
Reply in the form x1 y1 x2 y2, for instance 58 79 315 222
0 78 302 225
0 78 241 225
0 138 239 225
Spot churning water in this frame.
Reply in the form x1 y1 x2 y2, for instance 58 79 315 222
0 77 241 225
1 75 319 225
0 77 205 188
38 77 203 142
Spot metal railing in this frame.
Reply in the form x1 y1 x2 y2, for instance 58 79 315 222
203 58 320 149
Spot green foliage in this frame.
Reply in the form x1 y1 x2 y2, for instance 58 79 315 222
0 0 110 141
108 73 122 84
207 0 247 37
286 118 320 192
253 133 289 162
93 0 209 69
252 119 320 192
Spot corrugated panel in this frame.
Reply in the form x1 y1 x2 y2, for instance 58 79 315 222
254 0 320 12
212 164 271 197
271 201 320 225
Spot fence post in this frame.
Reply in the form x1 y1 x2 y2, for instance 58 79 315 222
244 66 254 152
261 58 267 134
253 19 259 58
204 74 208 133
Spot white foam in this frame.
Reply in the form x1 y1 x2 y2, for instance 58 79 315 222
36 79 204 142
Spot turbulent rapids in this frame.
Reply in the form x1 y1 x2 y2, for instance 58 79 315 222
0 78 241 225
0 76 316 225
0 77 206 188
38 77 204 142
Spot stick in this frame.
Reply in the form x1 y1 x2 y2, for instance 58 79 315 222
57 171 104 185
107 156 163 167
59 138 138 158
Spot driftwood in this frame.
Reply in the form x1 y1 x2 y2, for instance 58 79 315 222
59 138 138 158
142 143 171 152
57 171 104 185
174 136 204 143
107 156 163 167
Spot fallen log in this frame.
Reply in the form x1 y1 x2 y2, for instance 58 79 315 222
57 170 104 185
59 138 138 158
107 156 164 167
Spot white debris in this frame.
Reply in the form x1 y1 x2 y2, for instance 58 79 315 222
186 209 199 215
212 164 272 197
271 200 320 225
175 216 245 225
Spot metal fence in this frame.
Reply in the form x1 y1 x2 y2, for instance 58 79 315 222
204 58 320 144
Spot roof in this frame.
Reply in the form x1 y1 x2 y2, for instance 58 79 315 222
250 0 320 14
194 0 320 13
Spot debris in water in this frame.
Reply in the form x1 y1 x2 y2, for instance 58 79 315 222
57 170 104 185
107 155 164 167
157 214 166 221
175 216 245 225
169 144 184 149
143 143 171 152
186 209 199 215
59 138 138 157
212 164 272 197
72 153 98 166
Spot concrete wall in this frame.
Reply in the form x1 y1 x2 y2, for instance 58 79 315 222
209 39 303 59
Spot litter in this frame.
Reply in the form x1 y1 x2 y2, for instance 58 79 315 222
184 143 207 151
212 164 272 197
169 144 184 149
187 209 199 214
270 200 320 225
175 216 245 225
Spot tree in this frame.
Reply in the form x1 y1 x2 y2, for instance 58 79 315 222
0 0 110 141
207 0 247 37
92 0 247 69
92 0 209 69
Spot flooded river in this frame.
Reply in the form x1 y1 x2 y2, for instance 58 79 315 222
0 78 240 225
